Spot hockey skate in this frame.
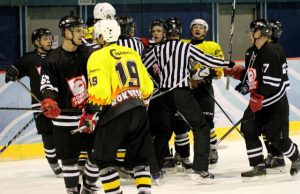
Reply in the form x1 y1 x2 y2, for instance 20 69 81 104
151 170 164 185
67 186 79 194
117 167 134 185
241 164 266 182
191 170 214 184
209 145 218 169
264 154 286 174
163 156 177 174
50 163 63 177
290 154 300 176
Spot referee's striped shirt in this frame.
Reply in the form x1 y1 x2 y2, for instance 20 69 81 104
117 36 144 56
142 39 230 89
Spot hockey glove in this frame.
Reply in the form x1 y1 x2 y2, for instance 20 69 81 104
41 98 61 118
235 82 250 95
78 109 98 133
231 64 245 80
249 91 264 113
191 67 210 81
5 65 19 82
228 60 235 68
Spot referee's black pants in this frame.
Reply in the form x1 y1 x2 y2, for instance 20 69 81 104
155 87 211 171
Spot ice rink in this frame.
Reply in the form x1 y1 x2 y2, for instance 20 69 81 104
0 136 299 194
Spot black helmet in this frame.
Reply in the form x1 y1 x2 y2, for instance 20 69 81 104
164 17 182 37
269 20 283 40
59 15 84 30
31 28 53 45
249 19 271 37
149 19 165 33
116 16 134 36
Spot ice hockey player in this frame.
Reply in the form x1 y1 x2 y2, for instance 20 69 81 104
40 15 99 194
5 28 63 177
83 19 153 194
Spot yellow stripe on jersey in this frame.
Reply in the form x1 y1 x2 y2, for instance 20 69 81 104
87 43 154 107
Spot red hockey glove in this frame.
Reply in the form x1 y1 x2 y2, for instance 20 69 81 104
41 98 61 118
77 110 98 133
140 37 149 48
249 91 264 113
231 64 245 80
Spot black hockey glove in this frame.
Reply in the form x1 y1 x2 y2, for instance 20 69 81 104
235 82 250 95
5 65 19 82
228 60 235 68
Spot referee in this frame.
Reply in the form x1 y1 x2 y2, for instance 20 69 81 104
116 16 144 56
143 17 234 184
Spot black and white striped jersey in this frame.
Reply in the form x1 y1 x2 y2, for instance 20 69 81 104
244 42 290 107
142 39 230 89
117 36 144 56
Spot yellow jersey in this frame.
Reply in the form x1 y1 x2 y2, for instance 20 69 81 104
181 39 224 79
87 43 153 123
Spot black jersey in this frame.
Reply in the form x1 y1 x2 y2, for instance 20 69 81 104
117 36 144 56
142 39 230 89
9 50 46 107
40 45 93 127
243 42 290 107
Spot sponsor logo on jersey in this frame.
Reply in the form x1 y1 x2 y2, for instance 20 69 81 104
110 49 132 60
67 75 88 108
247 67 258 90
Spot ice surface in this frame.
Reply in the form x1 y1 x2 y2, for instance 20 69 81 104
0 136 299 194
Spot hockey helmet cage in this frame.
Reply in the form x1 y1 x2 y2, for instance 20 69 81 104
59 15 84 30
164 17 182 36
269 20 283 40
249 19 271 37
190 19 209 31
93 2 116 20
93 19 120 42
116 16 135 36
31 28 53 44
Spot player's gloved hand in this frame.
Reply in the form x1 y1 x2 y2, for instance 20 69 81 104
235 82 250 95
191 67 210 80
41 98 61 118
231 64 245 80
140 37 149 48
5 65 19 82
228 60 235 68
249 91 264 113
78 109 98 133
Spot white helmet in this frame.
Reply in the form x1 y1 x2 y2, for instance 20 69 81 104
190 19 209 31
93 19 120 42
93 2 116 20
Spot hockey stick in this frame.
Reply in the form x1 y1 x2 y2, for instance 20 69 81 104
217 117 242 145
0 107 82 113
203 85 243 138
225 0 236 90
0 112 42 154
16 78 41 103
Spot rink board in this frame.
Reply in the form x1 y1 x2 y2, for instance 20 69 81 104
1 58 300 161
